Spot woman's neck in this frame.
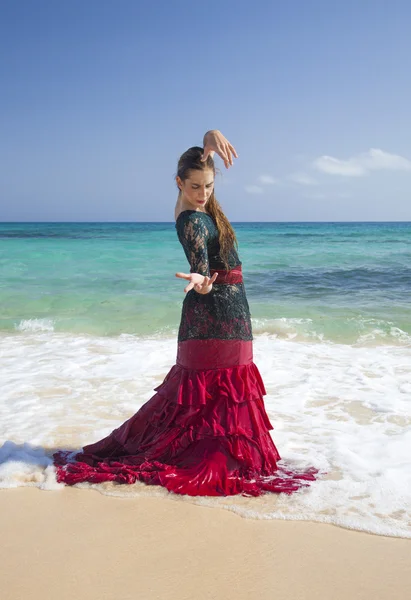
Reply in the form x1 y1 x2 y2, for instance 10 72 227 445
175 198 209 220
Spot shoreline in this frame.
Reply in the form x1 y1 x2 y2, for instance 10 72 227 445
1 487 410 600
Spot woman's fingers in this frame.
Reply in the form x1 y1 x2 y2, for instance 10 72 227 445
202 131 238 168
201 149 215 161
200 276 209 290
214 142 231 167
228 143 238 158
223 143 232 166
176 271 218 293
220 142 236 167
176 272 193 293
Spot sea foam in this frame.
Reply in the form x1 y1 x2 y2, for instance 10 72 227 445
0 331 410 538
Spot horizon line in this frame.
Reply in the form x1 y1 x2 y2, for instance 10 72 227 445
1 220 411 225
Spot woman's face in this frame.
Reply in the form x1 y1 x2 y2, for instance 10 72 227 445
177 169 214 210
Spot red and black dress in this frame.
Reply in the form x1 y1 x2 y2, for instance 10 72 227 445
53 210 318 496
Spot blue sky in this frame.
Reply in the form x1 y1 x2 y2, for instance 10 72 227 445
1 0 410 222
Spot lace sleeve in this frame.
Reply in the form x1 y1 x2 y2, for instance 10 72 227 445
177 213 210 277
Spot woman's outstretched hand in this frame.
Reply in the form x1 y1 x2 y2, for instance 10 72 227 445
201 130 238 169
175 271 218 294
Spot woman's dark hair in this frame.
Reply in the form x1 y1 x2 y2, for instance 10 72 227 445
175 146 238 271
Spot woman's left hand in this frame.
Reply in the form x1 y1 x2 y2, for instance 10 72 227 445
201 130 238 169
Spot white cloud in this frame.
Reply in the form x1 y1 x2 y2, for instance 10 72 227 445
313 156 364 176
257 175 279 185
288 172 318 186
313 148 411 177
245 185 263 194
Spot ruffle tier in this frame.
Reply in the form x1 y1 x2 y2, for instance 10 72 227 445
53 362 318 497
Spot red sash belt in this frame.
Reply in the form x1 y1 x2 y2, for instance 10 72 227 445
209 264 243 284
177 339 253 370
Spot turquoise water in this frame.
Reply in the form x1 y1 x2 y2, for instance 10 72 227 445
1 221 410 345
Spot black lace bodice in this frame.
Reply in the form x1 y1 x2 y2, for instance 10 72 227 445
175 210 241 275
175 210 253 342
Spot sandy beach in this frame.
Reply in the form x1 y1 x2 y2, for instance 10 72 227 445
1 487 410 600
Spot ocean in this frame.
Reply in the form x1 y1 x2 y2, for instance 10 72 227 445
1 221 410 537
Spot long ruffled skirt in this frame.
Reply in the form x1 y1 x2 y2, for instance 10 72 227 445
53 337 318 496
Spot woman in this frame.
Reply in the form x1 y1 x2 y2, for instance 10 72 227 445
53 130 318 496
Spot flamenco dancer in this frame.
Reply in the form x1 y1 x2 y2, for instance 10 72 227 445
53 129 319 496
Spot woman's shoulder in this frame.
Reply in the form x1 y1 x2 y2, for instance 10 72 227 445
175 210 213 228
